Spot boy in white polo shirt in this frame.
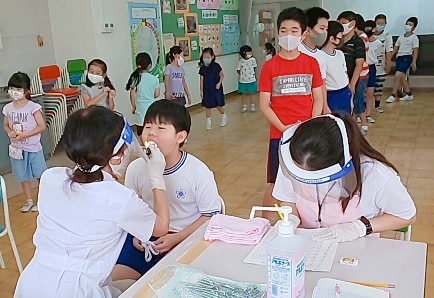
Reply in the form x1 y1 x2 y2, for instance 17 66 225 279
113 100 222 280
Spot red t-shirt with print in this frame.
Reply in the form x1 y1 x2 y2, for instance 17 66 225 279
259 53 323 139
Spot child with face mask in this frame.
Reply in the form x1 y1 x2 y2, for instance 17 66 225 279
386 17 419 103
237 45 258 113
321 21 352 114
164 46 192 106
79 59 116 110
198 47 227 130
301 7 330 113
263 43 276 61
2 72 47 212
258 7 324 220
126 52 160 139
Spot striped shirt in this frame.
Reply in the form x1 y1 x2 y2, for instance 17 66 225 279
359 33 369 78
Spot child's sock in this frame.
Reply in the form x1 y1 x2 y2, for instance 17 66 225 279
206 117 211 130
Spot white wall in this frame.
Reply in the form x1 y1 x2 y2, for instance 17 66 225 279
0 0 56 85
322 0 434 35
281 0 321 10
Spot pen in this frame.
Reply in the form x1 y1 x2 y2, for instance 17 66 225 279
274 203 284 220
349 281 395 288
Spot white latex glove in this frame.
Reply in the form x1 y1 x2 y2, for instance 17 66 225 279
143 143 166 190
311 220 366 243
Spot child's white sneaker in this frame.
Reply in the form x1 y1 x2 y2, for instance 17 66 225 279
375 107 384 113
250 104 256 113
361 125 369 135
356 117 361 123
241 104 247 113
31 204 38 212
399 94 414 101
367 116 376 123
220 114 228 127
386 95 396 103
206 118 211 130
20 201 34 213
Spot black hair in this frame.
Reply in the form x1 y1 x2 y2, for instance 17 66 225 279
406 16 418 29
289 112 398 212
324 20 344 46
165 46 183 66
64 106 124 184
375 14 387 22
198 47 216 67
337 11 356 22
144 100 191 147
7 72 31 100
355 14 365 31
85 59 115 90
126 52 152 91
265 42 276 56
277 7 308 32
364 20 377 38
239 45 252 60
305 7 330 29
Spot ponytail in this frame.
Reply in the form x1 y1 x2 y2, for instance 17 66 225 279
126 68 141 91
104 76 115 91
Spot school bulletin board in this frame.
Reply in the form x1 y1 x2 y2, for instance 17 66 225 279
161 0 240 61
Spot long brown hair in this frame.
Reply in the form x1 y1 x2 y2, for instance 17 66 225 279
290 112 398 212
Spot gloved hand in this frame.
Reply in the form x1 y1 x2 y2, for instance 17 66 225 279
143 143 166 190
311 220 366 243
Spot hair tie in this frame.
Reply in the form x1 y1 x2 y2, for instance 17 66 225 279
75 164 101 173
137 65 142 69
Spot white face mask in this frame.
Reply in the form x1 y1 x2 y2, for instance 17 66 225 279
246 54 252 59
88 73 104 84
177 56 185 66
376 24 386 32
342 22 354 35
405 24 413 32
278 34 301 51
8 89 24 101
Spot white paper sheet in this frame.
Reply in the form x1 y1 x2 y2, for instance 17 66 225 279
313 278 390 298
243 227 338 272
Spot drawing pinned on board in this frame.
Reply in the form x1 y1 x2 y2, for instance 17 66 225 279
162 1 171 14
175 0 189 13
185 13 198 36
176 37 191 61
177 17 185 28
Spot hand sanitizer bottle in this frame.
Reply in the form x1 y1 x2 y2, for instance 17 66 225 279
267 206 307 298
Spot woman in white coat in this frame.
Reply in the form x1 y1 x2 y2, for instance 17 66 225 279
14 106 170 298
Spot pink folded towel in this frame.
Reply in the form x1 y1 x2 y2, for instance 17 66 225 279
204 214 270 245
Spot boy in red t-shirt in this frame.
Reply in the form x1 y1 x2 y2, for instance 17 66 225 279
259 7 324 219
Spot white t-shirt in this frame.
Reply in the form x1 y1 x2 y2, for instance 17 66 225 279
237 57 257 83
374 31 393 75
272 157 416 221
125 151 222 232
321 49 349 91
396 33 419 57
15 167 156 298
367 39 382 65
299 42 327 80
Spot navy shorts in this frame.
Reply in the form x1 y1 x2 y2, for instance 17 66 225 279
267 139 280 183
327 86 352 114
116 233 166 275
367 64 377 88
395 55 412 73
353 78 368 115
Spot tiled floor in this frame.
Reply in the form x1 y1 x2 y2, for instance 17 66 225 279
1 90 433 297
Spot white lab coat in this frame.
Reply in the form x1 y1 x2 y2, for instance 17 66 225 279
14 167 156 298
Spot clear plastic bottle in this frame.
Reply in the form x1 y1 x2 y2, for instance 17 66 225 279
267 206 307 298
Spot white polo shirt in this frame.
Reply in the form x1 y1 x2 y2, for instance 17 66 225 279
374 31 393 75
273 157 416 221
125 151 222 232
396 33 419 57
299 42 327 80
321 49 349 91
367 39 382 65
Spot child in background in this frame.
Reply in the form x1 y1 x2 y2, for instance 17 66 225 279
365 20 382 122
79 59 116 110
259 7 324 219
338 11 367 135
263 42 276 61
113 100 222 280
126 52 160 139
198 47 227 130
164 46 192 106
2 72 47 212
386 17 419 103
237 45 257 113
321 21 352 114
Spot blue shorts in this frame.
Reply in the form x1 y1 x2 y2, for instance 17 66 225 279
367 64 377 88
267 139 280 183
116 233 166 275
395 55 412 73
327 86 352 114
238 82 257 93
10 149 47 182
353 78 368 115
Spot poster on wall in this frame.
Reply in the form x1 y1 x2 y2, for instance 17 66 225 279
197 0 221 9
128 2 164 82
185 13 199 36
221 23 240 55
175 0 189 13
176 37 192 61
220 0 238 10
198 24 222 55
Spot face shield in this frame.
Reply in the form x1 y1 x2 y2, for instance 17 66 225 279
278 115 357 224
